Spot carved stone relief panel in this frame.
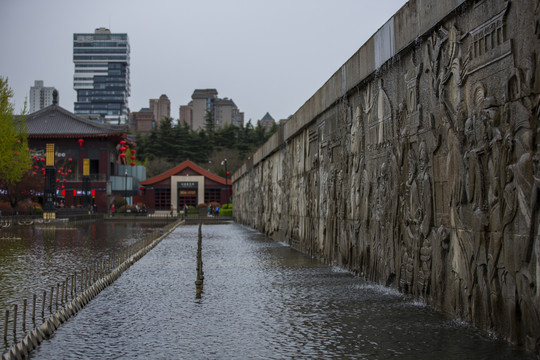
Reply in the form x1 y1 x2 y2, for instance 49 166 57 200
466 2 512 77
233 0 540 354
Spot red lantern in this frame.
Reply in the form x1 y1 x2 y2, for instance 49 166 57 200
130 149 136 154
78 138 84 147
73 189 77 197
130 156 135 160
68 158 72 162
130 162 135 166
120 140 126 145
61 189 65 197
68 169 72 173
91 189 96 197
120 153 126 158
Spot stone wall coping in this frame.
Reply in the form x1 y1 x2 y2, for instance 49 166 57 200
233 0 467 181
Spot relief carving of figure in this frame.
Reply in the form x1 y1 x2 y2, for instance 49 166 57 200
402 147 418 292
463 116 485 212
531 151 540 300
417 141 434 296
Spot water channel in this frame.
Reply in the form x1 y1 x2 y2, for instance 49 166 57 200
16 223 532 359
0 220 168 322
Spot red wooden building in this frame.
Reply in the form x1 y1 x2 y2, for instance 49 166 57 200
26 103 131 212
139 160 231 212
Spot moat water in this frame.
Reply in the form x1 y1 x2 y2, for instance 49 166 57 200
0 220 165 322
19 223 533 359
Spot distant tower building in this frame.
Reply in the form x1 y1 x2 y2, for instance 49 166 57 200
73 27 130 124
214 98 244 128
179 103 193 127
129 108 155 135
29 80 57 113
190 89 218 130
149 94 171 125
179 89 244 130
259 112 276 132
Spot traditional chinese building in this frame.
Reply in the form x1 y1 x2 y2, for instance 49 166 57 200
139 160 231 212
26 98 139 212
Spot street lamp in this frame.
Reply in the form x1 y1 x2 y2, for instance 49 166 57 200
124 168 128 208
221 159 230 205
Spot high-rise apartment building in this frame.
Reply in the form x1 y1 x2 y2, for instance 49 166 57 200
129 108 155 135
179 89 243 130
73 27 130 124
29 80 57 113
149 94 170 125
214 98 244 128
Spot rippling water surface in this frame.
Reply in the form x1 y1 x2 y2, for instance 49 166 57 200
0 220 164 314
32 224 532 359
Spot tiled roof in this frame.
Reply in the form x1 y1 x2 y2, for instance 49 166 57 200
140 159 231 186
261 112 274 121
26 104 126 138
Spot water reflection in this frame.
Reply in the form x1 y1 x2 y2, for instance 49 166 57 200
29 224 534 359
0 220 166 314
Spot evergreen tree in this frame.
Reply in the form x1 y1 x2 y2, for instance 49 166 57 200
158 117 178 162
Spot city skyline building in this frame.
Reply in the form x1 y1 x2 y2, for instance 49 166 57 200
149 94 170 125
179 89 243 130
73 27 130 125
129 107 155 135
29 80 57 113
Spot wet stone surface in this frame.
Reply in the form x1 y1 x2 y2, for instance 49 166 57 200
32 224 533 359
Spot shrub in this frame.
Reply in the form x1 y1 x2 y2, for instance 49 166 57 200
220 208 232 216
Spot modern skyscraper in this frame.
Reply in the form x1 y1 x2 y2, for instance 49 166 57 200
29 80 57 113
73 27 130 124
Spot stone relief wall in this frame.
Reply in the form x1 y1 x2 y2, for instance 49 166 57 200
234 0 540 354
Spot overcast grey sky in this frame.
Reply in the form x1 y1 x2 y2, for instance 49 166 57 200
1 0 407 124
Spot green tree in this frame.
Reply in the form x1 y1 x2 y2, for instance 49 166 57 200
157 117 177 162
204 109 215 133
214 124 238 149
173 122 196 161
0 77 31 206
253 120 267 146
